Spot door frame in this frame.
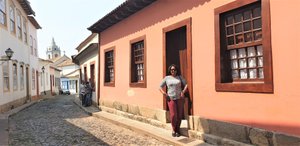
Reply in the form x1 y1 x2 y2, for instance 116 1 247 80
162 17 193 115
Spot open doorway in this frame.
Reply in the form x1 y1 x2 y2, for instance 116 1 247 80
163 18 193 119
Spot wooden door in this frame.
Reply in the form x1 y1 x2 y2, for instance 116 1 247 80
163 18 193 117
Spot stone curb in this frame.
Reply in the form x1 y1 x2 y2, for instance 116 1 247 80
73 99 210 146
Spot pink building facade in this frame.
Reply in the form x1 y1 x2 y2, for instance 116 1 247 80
89 0 300 145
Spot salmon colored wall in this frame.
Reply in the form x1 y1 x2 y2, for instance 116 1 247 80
99 0 300 136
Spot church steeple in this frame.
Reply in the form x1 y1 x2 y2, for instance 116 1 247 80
46 37 61 59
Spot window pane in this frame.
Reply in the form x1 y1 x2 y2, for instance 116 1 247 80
257 45 263 55
243 21 251 31
249 69 257 79
232 70 239 79
244 32 252 42
226 26 234 35
226 16 234 25
253 18 261 29
243 10 251 20
231 60 238 69
227 36 234 45
253 30 262 40
239 59 247 68
235 23 242 33
258 57 263 67
253 7 261 18
234 13 243 23
238 48 246 58
248 58 256 67
240 69 248 79
258 68 264 79
235 34 243 44
247 46 256 57
230 50 237 59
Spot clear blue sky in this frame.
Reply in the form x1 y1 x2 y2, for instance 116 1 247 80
30 0 125 59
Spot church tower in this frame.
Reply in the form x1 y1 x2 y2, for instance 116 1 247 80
46 38 61 59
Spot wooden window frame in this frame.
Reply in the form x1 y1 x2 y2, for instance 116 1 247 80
129 35 147 88
104 47 115 87
215 0 273 93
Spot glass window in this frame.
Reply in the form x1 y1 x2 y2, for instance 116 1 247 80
16 10 22 39
215 0 273 93
0 0 6 25
104 48 115 86
22 17 27 43
9 5 15 33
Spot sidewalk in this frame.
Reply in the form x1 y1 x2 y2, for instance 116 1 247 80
0 100 39 146
73 99 212 146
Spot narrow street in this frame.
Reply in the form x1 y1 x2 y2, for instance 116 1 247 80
8 95 171 145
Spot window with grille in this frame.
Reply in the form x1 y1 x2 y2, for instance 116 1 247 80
104 48 114 86
130 36 146 88
225 4 263 81
3 62 9 91
0 0 6 25
215 0 273 93
13 63 17 90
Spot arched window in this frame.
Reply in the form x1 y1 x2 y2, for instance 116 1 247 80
13 63 18 90
20 65 24 90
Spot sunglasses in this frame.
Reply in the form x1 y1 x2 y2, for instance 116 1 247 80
170 69 177 71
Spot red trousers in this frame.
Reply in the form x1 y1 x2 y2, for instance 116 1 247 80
168 98 184 133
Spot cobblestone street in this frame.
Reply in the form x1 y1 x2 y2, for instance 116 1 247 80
8 95 171 146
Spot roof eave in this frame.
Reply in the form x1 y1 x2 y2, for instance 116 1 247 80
88 0 156 33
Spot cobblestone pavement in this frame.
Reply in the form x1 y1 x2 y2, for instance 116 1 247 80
9 95 171 146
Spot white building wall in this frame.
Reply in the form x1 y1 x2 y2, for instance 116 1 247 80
0 0 39 109
80 53 98 103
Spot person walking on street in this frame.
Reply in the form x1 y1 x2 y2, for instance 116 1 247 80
159 64 188 137
80 81 86 106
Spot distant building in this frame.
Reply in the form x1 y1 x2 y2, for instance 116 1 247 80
44 38 79 94
46 38 61 60
0 0 41 113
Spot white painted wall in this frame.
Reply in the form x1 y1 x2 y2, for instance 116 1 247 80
0 0 39 106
